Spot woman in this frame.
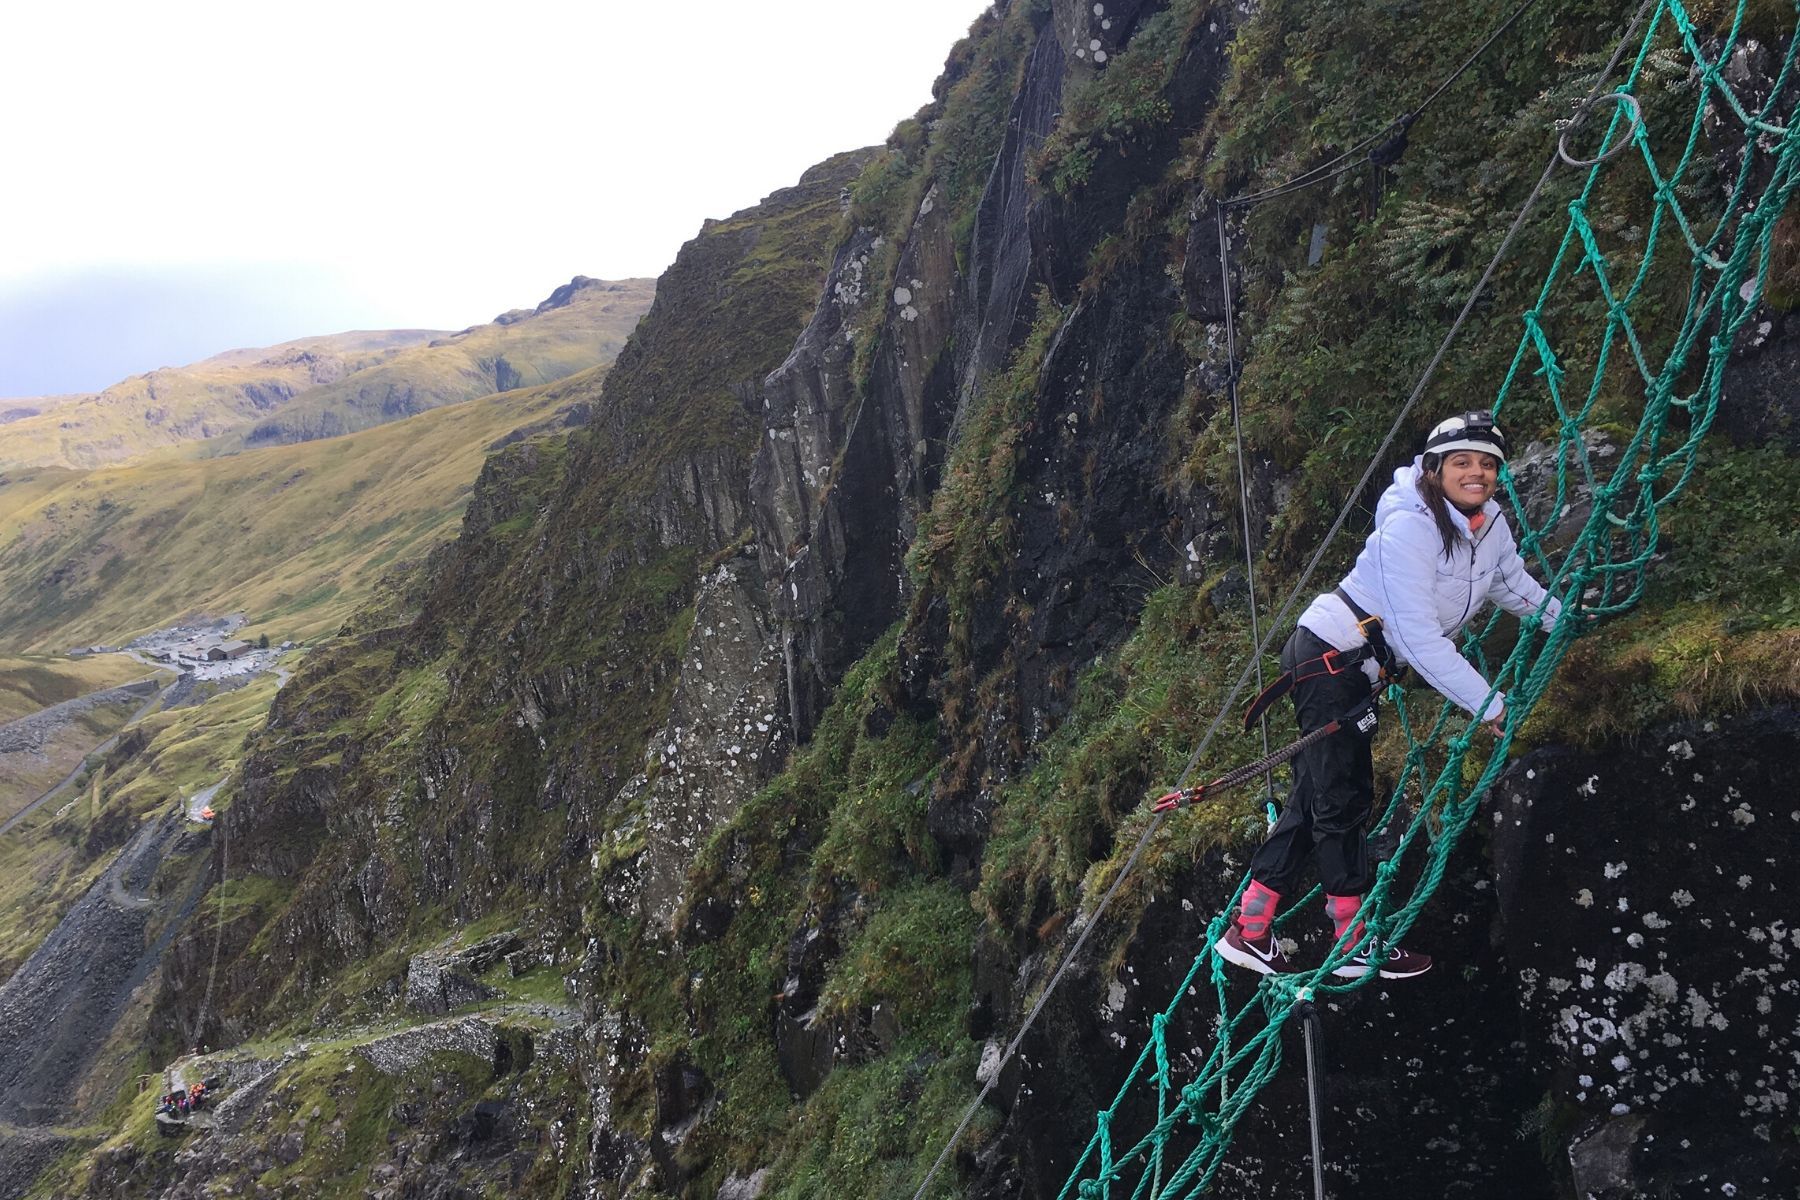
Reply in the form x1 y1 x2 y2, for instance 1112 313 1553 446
1215 410 1561 980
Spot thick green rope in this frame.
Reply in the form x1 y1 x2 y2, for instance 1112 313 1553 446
1060 2 1800 1195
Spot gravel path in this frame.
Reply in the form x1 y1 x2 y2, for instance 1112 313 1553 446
0 1121 83 1200
0 679 173 838
0 678 160 754
186 779 227 822
0 811 205 1126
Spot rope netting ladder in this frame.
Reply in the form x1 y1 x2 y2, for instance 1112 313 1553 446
1058 2 1800 1196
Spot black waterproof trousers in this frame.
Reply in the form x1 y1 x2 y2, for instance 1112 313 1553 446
1248 626 1377 897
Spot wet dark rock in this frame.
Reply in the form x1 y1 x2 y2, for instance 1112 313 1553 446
1507 429 1621 548
1565 1113 1646 1200
683 894 735 945
271 1129 305 1164
1208 566 1251 614
961 28 1066 390
1722 310 1800 451
451 1098 510 1153
1182 191 1238 321
926 243 1195 863
775 915 843 1098
974 706 1800 1199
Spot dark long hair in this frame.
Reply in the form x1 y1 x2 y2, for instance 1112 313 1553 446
1414 453 1461 560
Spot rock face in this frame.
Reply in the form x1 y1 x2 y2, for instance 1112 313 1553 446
402 932 523 1015
1487 707 1800 1199
0 814 194 1125
973 708 1800 1199
635 557 789 933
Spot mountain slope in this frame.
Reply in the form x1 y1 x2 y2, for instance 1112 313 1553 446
0 366 610 652
19 2 1800 1199
228 277 656 451
0 277 653 470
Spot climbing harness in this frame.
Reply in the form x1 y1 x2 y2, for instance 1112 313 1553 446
913 0 1800 1195
1238 590 1399 734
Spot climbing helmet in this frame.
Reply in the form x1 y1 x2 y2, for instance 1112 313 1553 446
1423 410 1508 463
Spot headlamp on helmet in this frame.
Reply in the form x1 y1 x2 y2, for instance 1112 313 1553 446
1423 410 1508 463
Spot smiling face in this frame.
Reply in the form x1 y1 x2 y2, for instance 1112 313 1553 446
1438 449 1500 512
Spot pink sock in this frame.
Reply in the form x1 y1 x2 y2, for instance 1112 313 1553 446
1237 880 1281 941
1325 893 1364 945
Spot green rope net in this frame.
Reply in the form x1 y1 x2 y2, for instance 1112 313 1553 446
1060 2 1800 1195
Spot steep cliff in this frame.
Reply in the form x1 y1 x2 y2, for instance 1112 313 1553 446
52 1 1800 1198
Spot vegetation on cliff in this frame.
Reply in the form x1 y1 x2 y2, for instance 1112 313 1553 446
33 1 1798 1197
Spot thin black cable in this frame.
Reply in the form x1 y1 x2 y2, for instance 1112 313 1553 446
1224 0 1547 210
1299 1001 1327 1200
1215 202 1274 809
911 4 1657 1195
1226 159 1369 210
196 801 228 1049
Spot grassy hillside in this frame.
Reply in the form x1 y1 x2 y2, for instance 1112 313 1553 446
0 697 145 826
0 278 653 470
0 330 442 471
0 669 281 984
225 277 656 451
0 368 610 653
0 653 151 722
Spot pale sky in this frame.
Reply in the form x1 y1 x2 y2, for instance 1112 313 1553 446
0 0 995 397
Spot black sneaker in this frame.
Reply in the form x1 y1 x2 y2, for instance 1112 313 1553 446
1331 940 1432 980
1214 925 1293 975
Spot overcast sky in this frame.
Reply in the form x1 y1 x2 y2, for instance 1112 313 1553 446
0 0 994 398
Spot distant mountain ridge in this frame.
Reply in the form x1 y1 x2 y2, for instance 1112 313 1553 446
0 364 612 653
0 276 654 470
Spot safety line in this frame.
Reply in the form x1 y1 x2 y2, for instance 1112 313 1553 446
1214 201 1275 818
195 799 230 1051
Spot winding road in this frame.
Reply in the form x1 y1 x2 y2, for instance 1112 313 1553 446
0 676 174 839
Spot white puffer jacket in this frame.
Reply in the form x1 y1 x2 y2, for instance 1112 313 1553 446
1298 459 1562 721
